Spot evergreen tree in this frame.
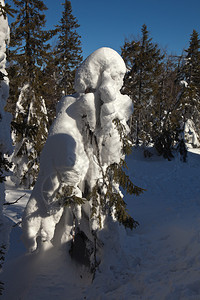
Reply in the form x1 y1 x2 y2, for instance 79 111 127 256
0 1 15 18
182 29 200 147
0 3 13 294
12 84 48 187
8 0 52 188
41 52 60 124
152 54 185 160
55 0 82 96
121 24 164 146
0 0 13 201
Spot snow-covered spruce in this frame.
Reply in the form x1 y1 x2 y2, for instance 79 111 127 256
22 47 140 271
0 1 12 221
11 84 49 188
0 1 13 289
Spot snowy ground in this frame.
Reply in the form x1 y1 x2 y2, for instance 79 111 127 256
1 147 200 299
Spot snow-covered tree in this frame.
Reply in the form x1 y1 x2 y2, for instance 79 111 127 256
12 84 48 188
0 2 13 290
9 0 52 188
182 30 200 147
22 48 143 274
0 0 12 213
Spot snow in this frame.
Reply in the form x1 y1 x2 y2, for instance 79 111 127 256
74 47 126 93
2 148 200 299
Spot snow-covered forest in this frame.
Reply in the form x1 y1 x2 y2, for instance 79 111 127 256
1 0 200 299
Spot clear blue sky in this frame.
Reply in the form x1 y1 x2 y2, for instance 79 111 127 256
6 0 200 59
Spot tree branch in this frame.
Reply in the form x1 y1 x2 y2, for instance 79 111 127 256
3 194 26 206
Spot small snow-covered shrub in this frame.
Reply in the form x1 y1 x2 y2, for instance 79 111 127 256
22 47 143 273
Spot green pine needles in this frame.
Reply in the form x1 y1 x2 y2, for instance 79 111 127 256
88 117 144 230
56 185 85 207
0 244 6 296
53 117 144 231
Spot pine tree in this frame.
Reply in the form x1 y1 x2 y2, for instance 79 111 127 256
41 52 60 124
182 29 200 147
12 84 48 187
152 54 185 160
55 0 82 96
8 0 52 188
0 3 13 294
0 0 13 199
121 24 164 146
0 1 15 18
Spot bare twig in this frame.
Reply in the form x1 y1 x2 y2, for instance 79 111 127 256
12 221 22 228
3 194 26 206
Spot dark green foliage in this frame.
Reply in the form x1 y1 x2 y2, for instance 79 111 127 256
108 161 145 196
151 54 185 156
113 118 132 155
120 25 200 159
106 162 144 229
154 130 174 160
0 153 12 183
54 0 82 96
0 244 6 296
88 161 143 230
0 2 15 18
8 0 54 105
56 185 85 206
121 24 164 146
182 30 200 137
0 71 6 81
177 138 187 162
87 117 144 230
0 244 6 269
8 0 52 187
0 281 4 296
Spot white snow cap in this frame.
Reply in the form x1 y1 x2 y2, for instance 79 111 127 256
74 47 126 93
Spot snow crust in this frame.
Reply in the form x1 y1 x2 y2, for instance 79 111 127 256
22 47 133 254
2 148 200 300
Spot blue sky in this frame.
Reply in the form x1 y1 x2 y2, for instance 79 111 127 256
6 0 200 59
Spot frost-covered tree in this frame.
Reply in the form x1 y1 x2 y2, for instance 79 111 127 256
8 0 52 188
12 85 48 188
121 24 164 146
181 30 200 147
22 48 143 274
0 0 12 211
55 0 82 96
0 1 13 288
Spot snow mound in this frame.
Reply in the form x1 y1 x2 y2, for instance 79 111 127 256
74 47 126 93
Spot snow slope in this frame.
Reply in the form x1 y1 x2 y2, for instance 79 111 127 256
1 147 200 300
